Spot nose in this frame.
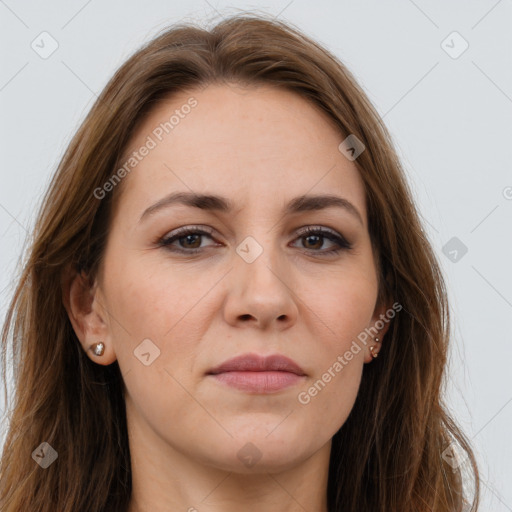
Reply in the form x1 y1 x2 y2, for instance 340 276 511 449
222 239 299 331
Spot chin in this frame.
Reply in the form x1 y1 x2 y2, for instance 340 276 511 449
203 432 312 474
210 448 307 475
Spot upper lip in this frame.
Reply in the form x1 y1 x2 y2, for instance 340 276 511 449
207 353 306 376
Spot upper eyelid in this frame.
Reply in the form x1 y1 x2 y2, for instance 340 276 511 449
160 225 349 248
162 224 346 240
296 225 344 237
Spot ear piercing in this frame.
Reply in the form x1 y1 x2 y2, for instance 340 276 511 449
90 342 105 356
369 337 380 359
91 340 380 359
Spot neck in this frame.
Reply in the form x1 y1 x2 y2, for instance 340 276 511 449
125 397 331 512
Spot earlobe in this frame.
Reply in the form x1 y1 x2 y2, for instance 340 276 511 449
364 299 394 363
369 341 380 359
364 335 382 364
62 267 116 365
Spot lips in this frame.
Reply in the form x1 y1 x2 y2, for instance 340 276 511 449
207 353 306 376
206 353 306 393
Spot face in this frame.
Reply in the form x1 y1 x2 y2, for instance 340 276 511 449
72 83 390 474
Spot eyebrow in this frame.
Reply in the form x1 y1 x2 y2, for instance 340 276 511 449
139 191 364 225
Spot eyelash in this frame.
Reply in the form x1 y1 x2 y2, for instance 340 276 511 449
156 225 353 256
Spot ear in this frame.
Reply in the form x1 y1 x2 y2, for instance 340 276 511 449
62 265 117 365
363 297 395 364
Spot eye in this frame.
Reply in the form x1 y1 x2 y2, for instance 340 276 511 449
291 226 352 256
156 225 352 256
157 226 218 254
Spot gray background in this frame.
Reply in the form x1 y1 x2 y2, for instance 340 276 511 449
1 1 511 509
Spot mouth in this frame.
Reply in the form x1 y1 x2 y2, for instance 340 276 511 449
206 353 306 393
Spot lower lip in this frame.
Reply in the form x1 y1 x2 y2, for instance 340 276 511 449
209 371 304 393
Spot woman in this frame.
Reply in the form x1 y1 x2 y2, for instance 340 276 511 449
0 13 479 512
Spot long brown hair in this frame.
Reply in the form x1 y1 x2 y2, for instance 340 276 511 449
0 13 479 511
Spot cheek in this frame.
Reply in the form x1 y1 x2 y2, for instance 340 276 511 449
102 257 208 426
102 252 223 395
291 264 376 422
302 263 378 348
103 253 205 339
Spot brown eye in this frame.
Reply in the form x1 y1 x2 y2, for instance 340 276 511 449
158 226 217 254
292 226 352 256
302 233 323 250
178 233 203 249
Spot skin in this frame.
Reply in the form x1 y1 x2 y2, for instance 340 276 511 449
65 83 391 512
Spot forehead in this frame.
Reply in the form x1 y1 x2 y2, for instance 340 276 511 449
114 83 367 223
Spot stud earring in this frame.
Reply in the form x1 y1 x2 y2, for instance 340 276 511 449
90 342 105 356
370 337 380 359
